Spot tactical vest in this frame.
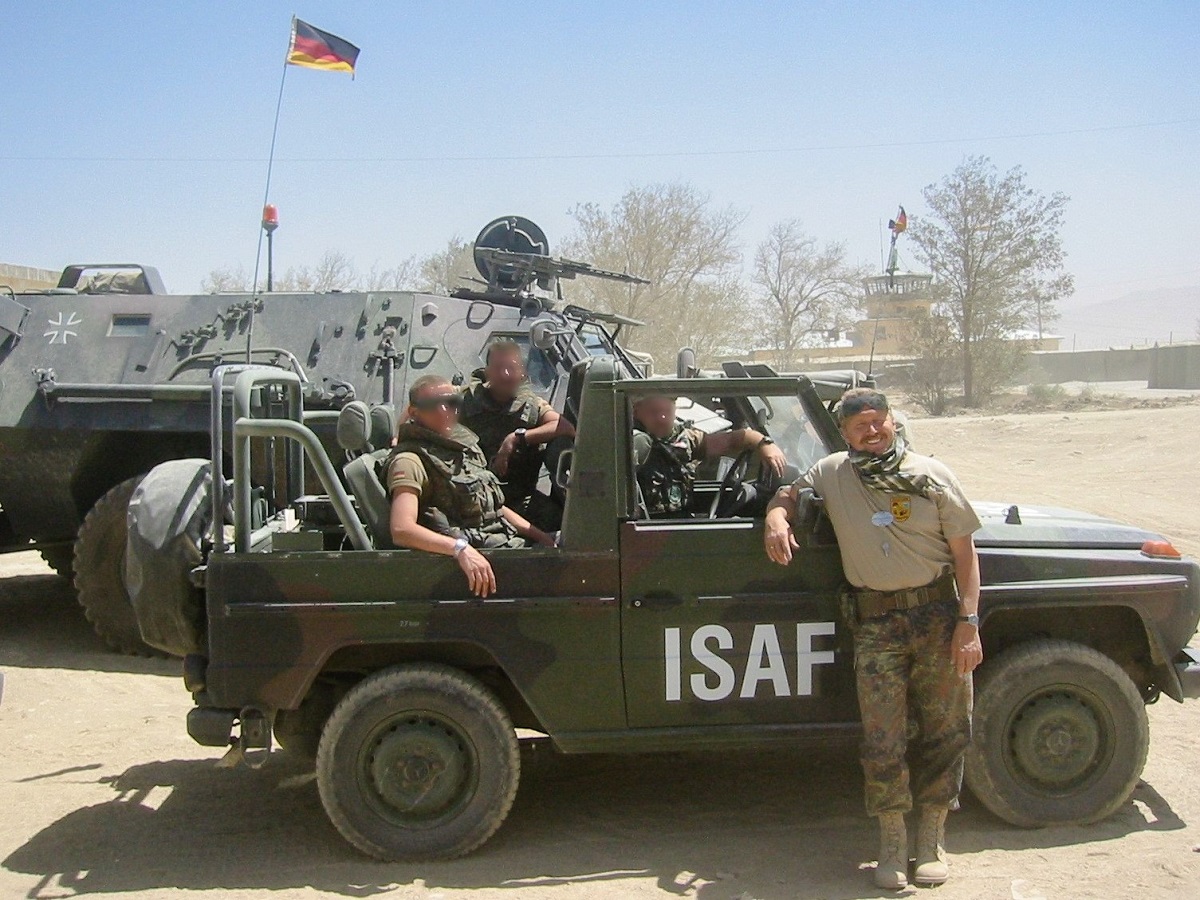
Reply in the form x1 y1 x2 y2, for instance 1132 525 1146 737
390 422 521 548
459 381 544 502
635 423 703 517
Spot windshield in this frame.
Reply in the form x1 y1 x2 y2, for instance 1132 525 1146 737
753 393 830 473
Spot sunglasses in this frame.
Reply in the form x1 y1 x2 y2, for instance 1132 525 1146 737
412 394 463 412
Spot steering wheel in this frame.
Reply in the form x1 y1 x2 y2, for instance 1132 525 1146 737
709 448 754 519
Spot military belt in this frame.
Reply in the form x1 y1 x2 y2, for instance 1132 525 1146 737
853 571 957 620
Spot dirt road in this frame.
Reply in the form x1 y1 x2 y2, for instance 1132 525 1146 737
2 406 1199 899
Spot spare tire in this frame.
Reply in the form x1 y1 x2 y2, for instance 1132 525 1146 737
74 475 159 656
125 459 214 658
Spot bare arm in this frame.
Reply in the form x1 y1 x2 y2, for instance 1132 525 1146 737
500 506 555 547
948 533 983 675
703 428 787 476
764 485 801 565
389 489 497 597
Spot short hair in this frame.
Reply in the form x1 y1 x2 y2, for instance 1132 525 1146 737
409 374 452 405
485 338 523 365
632 393 672 408
837 387 889 422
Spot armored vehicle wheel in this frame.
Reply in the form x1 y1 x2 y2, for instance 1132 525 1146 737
965 638 1148 827
39 545 74 578
316 663 520 861
74 475 163 657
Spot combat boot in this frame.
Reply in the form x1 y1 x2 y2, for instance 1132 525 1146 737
913 805 949 885
874 811 908 890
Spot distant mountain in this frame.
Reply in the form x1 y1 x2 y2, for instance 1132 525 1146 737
1052 286 1199 351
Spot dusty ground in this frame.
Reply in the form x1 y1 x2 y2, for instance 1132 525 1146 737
3 406 1200 899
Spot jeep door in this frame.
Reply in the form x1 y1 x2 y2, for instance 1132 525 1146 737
616 384 858 729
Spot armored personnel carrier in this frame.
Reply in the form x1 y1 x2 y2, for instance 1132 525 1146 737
0 217 647 654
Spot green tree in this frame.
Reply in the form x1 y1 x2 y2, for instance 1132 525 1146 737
910 157 1073 405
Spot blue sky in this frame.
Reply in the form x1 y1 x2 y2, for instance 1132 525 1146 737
4 1 1197 310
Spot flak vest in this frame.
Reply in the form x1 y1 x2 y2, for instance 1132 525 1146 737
635 423 702 517
459 381 544 501
390 422 522 548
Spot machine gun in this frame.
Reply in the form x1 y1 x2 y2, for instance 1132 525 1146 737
453 216 649 306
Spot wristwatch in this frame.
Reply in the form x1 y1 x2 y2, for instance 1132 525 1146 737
452 537 469 558
957 613 980 627
514 428 528 449
756 436 775 449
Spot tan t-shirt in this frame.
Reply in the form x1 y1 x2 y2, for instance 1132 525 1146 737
388 452 428 496
793 451 980 592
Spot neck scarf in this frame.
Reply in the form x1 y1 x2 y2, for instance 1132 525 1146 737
848 436 933 497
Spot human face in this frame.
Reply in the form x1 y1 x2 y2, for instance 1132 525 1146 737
841 409 895 455
409 385 461 435
634 396 677 440
485 349 526 402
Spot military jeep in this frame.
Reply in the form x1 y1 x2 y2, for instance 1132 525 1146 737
170 356 1200 862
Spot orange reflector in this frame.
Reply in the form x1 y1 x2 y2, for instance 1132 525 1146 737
1141 540 1181 559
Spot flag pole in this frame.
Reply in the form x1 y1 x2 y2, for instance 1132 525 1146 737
247 18 295 361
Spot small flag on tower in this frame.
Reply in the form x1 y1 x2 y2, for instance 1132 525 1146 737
888 206 908 234
287 19 360 76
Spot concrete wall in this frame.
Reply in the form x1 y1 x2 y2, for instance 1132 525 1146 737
1149 344 1200 389
1024 347 1152 383
0 264 58 293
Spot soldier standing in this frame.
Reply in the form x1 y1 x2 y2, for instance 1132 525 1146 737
388 374 553 598
763 387 982 890
460 339 574 529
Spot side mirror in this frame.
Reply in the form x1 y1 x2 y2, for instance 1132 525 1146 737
676 347 697 378
530 319 569 352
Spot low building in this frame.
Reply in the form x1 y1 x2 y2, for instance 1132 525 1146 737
0 264 59 293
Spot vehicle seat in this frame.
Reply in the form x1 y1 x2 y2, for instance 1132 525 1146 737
337 401 396 548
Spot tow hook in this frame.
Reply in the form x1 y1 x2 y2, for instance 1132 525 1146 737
217 707 273 770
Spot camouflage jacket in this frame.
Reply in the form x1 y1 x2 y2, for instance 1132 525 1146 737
633 423 704 517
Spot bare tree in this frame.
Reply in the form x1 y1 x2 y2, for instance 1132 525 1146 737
416 237 475 295
201 265 250 292
910 157 1073 405
363 256 420 291
751 220 864 370
564 183 747 366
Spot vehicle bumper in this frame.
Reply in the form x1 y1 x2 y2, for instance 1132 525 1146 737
1175 647 1200 699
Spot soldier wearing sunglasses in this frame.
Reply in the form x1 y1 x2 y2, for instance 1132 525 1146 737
387 375 554 598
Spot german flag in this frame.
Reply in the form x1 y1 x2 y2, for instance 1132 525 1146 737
287 19 360 76
889 206 908 234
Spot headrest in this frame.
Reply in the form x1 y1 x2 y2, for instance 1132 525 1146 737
337 401 372 452
369 405 396 450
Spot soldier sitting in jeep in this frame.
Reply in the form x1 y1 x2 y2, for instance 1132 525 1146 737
632 393 787 517
388 374 554 597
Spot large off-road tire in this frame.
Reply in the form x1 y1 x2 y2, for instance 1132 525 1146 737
965 638 1149 827
316 663 520 861
73 475 163 657
39 545 74 578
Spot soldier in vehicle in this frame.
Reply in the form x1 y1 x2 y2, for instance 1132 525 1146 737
632 394 787 517
763 387 982 890
460 339 575 529
388 374 554 598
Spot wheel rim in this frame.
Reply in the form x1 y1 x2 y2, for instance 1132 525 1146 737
359 711 477 827
1003 687 1112 794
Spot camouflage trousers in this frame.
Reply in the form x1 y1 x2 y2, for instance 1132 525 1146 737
853 597 973 816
